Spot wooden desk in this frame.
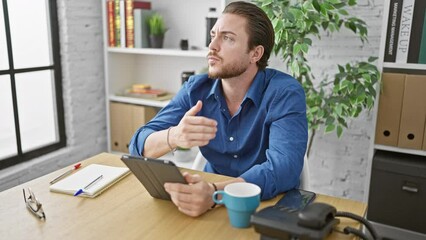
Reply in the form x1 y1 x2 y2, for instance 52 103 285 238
0 153 366 240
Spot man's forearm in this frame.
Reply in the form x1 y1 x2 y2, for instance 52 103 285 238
143 128 175 158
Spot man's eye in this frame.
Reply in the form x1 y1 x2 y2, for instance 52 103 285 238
223 35 229 40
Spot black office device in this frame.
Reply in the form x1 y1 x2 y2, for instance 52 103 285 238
120 155 187 200
251 201 339 240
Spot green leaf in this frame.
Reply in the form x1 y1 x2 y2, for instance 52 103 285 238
312 0 321 12
303 38 313 46
336 125 343 137
325 124 335 133
301 43 309 53
338 9 349 16
335 104 342 116
293 43 302 55
291 60 300 77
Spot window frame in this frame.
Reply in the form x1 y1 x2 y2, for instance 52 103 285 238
0 0 65 170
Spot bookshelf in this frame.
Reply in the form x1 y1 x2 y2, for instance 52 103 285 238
365 0 426 239
102 0 229 153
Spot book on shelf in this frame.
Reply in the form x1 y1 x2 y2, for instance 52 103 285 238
419 13 426 64
395 0 415 63
120 0 126 48
134 1 152 48
125 0 134 48
117 84 173 100
119 90 174 101
384 0 403 63
107 0 115 47
114 0 122 47
407 0 426 63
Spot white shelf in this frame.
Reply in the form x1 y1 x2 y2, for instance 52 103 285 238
374 144 426 157
109 95 170 108
108 47 209 58
382 62 426 70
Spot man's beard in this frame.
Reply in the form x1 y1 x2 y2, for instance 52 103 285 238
208 60 248 79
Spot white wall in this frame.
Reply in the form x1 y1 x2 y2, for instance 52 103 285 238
0 0 384 203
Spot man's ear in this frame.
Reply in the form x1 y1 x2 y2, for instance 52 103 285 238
250 45 264 64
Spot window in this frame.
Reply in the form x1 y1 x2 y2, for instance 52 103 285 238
0 0 65 170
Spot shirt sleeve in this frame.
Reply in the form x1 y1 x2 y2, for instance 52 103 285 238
240 85 308 200
128 83 193 157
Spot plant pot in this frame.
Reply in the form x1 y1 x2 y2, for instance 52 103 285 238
173 149 193 162
149 35 164 48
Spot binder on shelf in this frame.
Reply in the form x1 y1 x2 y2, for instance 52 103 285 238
423 123 426 150
407 0 426 63
49 164 130 198
384 0 403 62
375 73 405 146
395 0 415 63
398 74 426 150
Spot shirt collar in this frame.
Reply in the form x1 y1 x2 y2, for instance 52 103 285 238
206 70 266 107
207 79 221 100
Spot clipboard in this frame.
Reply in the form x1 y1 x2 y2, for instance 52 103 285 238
120 155 187 200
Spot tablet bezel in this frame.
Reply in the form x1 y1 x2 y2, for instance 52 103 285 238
120 154 187 200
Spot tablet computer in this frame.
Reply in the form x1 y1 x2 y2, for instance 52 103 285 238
120 154 187 200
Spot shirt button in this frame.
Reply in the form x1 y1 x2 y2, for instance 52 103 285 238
233 155 238 159
229 137 234 141
222 109 226 112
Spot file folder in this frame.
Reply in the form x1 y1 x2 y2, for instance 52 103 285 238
398 74 426 150
375 73 405 146
423 122 426 150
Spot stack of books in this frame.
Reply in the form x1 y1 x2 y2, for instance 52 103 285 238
384 0 426 64
106 0 152 48
120 84 173 100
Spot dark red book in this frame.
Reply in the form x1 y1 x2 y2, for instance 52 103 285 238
125 0 134 48
133 1 151 9
107 0 115 47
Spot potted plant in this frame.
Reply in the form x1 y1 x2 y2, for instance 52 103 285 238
254 0 380 157
147 13 167 48
173 147 193 163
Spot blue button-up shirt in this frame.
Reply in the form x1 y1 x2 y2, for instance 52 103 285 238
129 68 308 200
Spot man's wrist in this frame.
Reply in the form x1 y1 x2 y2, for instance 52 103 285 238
210 183 217 209
166 127 177 154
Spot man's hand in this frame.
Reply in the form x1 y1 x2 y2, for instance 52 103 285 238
164 172 216 217
170 101 217 149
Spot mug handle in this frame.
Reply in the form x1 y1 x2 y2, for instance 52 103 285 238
212 190 225 204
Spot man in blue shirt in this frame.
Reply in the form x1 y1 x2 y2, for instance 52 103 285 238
129 1 307 217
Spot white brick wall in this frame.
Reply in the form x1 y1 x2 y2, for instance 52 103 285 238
299 0 384 202
0 0 384 203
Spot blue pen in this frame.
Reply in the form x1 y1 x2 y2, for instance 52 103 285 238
74 175 103 196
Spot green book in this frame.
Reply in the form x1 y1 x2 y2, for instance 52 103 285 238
419 12 426 64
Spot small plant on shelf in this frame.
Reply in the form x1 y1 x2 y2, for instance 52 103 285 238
147 13 167 48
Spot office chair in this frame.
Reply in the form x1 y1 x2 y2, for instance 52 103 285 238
191 150 311 190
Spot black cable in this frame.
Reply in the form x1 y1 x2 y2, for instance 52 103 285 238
336 211 380 240
344 226 371 240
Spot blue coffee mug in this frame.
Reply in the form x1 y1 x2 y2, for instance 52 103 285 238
212 182 261 228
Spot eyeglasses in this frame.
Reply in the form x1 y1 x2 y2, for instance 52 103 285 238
23 188 46 220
